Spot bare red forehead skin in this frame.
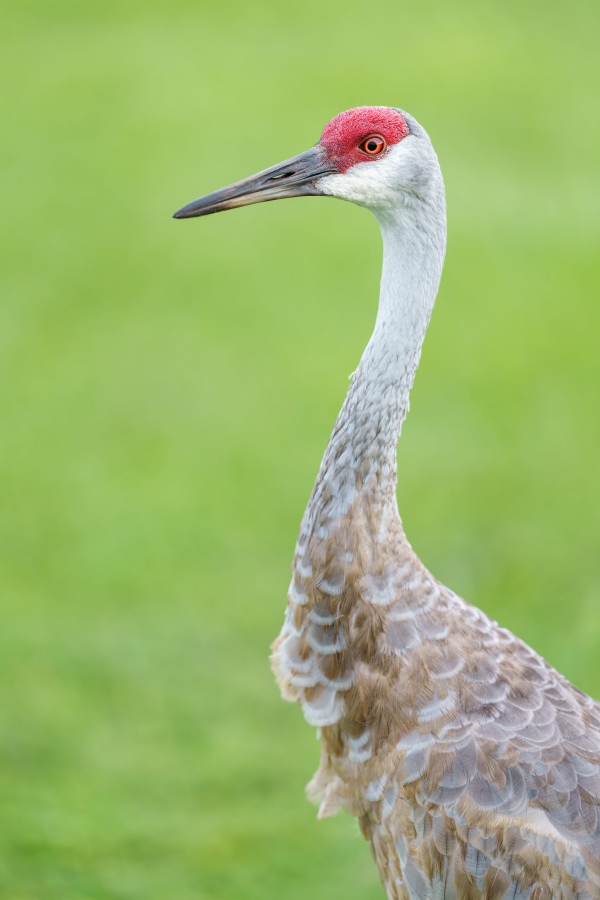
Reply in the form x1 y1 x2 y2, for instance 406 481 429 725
319 107 409 173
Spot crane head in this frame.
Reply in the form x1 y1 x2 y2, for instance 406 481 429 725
173 106 434 220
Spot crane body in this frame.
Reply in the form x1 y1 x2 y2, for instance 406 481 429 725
175 107 600 900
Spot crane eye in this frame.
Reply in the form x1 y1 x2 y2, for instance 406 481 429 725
360 135 386 156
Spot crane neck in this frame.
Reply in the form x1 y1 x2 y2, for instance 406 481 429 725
306 187 446 537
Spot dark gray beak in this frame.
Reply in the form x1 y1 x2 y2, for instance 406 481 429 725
173 145 336 219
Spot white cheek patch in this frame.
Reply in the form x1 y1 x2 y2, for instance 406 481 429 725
318 134 442 216
318 138 419 207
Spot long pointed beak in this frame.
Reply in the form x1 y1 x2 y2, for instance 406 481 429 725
173 145 336 219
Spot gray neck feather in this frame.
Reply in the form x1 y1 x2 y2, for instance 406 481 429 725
306 174 446 535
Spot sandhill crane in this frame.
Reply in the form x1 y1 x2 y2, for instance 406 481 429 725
174 107 600 899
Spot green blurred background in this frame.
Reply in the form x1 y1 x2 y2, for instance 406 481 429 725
1 1 599 897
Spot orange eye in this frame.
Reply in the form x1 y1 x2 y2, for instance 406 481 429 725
360 135 386 156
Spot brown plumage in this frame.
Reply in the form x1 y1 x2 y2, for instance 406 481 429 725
273 508 600 898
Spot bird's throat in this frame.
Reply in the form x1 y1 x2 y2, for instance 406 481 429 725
305 203 447 543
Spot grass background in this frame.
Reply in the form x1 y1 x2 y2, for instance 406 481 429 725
1 1 599 897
